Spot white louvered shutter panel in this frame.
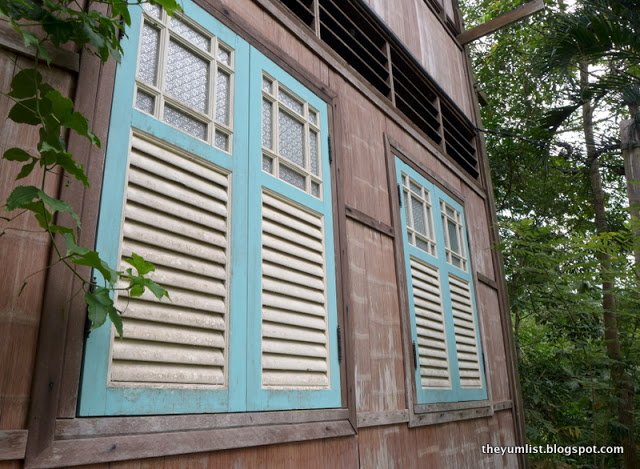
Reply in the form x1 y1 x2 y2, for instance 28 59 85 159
448 274 482 388
409 258 451 388
260 191 330 389
109 134 229 387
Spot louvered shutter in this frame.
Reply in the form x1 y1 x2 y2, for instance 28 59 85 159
260 192 330 388
448 274 482 388
396 157 487 405
109 135 229 387
409 259 451 389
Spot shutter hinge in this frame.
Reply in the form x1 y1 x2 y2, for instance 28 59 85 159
412 341 417 370
328 136 333 164
398 184 403 206
337 325 342 363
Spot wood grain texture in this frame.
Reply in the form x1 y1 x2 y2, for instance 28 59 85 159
0 51 72 431
346 220 405 413
0 430 27 461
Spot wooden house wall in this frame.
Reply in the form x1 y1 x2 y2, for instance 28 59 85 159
0 0 522 467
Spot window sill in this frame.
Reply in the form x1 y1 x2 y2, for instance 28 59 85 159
26 410 352 468
409 400 496 427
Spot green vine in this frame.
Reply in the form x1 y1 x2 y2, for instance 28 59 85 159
0 0 180 335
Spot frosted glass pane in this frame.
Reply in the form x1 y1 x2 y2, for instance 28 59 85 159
137 24 160 85
278 89 303 114
262 99 273 149
169 16 210 51
215 130 228 151
142 2 161 18
409 180 422 195
217 47 231 65
279 165 306 190
135 90 155 113
448 220 460 254
416 238 431 253
262 155 273 173
262 77 273 93
411 198 426 235
215 70 230 125
164 105 207 140
311 181 320 198
309 130 319 176
403 191 410 227
278 112 304 167
309 109 318 125
166 40 209 113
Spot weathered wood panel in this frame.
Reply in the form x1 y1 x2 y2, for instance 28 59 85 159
331 73 391 225
477 284 510 402
462 186 495 280
0 50 73 431
346 220 405 413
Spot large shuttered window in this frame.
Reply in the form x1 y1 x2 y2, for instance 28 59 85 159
78 1 340 416
395 158 487 404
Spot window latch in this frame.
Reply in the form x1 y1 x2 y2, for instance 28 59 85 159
412 341 417 370
337 325 342 363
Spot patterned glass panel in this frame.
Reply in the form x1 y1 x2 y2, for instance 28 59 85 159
215 130 229 151
262 99 273 149
135 90 155 113
278 112 304 167
169 16 210 51
217 47 231 65
279 165 306 190
262 155 273 173
137 23 160 85
448 220 460 254
311 181 320 198
411 198 426 235
278 89 303 114
309 131 319 176
165 40 209 113
215 70 230 124
142 2 161 18
262 77 273 94
410 180 422 195
309 109 318 125
416 238 431 253
403 191 410 228
163 105 207 140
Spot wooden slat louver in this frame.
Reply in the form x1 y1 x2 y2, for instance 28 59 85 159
448 274 482 388
110 134 229 387
410 258 451 389
261 191 330 389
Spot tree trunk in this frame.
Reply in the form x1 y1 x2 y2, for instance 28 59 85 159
621 117 640 274
582 64 637 468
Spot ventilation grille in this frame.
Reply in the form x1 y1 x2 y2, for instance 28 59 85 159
261 191 330 388
276 0 479 179
410 258 451 389
110 134 229 386
318 0 390 96
448 274 482 388
442 105 478 178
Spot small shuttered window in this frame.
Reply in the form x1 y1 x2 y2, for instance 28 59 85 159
79 0 340 416
396 158 487 404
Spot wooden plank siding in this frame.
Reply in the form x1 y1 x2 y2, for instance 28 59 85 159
0 0 523 466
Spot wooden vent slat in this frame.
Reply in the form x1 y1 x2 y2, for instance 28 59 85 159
261 192 330 389
410 258 451 389
280 0 316 28
110 134 229 388
448 274 482 388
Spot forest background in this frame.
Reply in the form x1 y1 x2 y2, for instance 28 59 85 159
459 0 640 467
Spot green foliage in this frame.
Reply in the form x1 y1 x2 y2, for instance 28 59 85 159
1 0 180 335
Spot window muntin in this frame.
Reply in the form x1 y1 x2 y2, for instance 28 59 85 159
441 201 467 270
396 158 487 405
135 4 234 151
402 174 436 255
79 2 340 416
261 75 323 198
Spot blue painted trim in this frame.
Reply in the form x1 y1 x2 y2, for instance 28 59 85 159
245 49 341 411
395 158 487 405
78 2 249 416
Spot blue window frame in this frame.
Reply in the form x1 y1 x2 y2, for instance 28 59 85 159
395 158 487 404
78 1 340 416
